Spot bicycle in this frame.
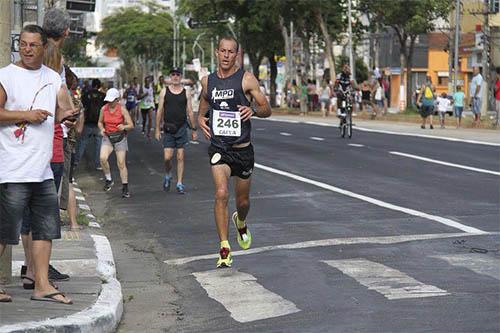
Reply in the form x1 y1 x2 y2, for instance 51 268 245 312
338 93 353 139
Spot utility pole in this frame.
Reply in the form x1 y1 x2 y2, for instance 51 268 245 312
453 0 460 94
347 0 355 82
481 0 489 116
0 0 12 285
182 36 186 75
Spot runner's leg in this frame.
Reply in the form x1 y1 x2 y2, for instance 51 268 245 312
116 150 128 184
163 148 174 175
233 176 251 221
176 148 184 185
212 164 231 242
100 143 114 179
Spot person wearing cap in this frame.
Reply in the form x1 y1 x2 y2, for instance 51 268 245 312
98 88 134 197
155 67 197 194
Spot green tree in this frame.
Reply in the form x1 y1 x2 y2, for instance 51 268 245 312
61 36 94 67
360 0 451 107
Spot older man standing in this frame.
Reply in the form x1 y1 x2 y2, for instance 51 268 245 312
0 25 75 304
470 66 484 127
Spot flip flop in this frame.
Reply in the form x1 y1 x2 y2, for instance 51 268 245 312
0 289 12 303
31 292 72 305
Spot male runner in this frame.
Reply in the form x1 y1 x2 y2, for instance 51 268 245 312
155 68 197 194
198 36 272 268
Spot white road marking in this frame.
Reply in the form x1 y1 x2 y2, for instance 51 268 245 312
193 269 300 323
431 254 500 280
280 132 292 136
255 118 500 146
323 259 449 299
348 143 365 147
73 187 82 193
255 163 486 234
310 136 325 141
390 151 500 176
79 204 91 211
76 195 85 201
164 232 491 266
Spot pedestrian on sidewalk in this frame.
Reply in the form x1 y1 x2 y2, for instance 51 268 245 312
98 88 134 198
0 25 76 304
436 92 451 129
469 66 483 127
453 86 465 128
155 68 198 194
198 36 272 268
373 79 384 117
417 75 436 129
76 78 105 169
495 67 500 126
319 81 331 117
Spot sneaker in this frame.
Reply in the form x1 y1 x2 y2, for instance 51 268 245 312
122 186 130 198
103 179 114 191
163 176 172 192
176 183 185 194
217 247 232 268
48 264 70 281
232 211 252 250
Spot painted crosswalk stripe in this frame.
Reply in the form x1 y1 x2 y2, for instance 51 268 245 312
390 151 500 176
255 163 486 234
348 143 365 147
193 269 300 323
310 136 325 141
323 259 449 300
280 132 292 136
432 254 500 280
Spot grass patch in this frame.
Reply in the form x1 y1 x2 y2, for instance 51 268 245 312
76 212 90 226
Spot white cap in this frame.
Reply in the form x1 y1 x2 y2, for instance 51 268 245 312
104 88 120 102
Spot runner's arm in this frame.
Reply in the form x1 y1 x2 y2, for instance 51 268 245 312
240 71 272 121
97 106 105 135
155 88 166 135
197 76 211 139
186 87 197 130
121 107 134 131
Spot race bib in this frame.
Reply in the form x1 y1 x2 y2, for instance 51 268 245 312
212 110 241 137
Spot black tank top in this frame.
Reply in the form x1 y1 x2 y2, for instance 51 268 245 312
164 87 187 128
207 68 251 148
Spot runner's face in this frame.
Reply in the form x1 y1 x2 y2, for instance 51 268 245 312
217 39 238 70
170 72 181 84
19 32 45 69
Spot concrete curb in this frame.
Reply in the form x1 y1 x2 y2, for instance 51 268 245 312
0 186 123 333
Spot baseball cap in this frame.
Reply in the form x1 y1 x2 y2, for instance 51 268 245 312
170 67 182 75
104 88 120 102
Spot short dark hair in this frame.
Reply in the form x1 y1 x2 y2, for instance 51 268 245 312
92 78 101 88
43 8 70 39
217 36 239 52
21 25 48 45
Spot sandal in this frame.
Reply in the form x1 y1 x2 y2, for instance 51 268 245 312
0 289 12 303
21 276 58 290
31 292 72 305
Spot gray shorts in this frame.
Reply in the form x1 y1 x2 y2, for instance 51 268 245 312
471 97 481 115
0 180 60 245
102 135 128 152
163 124 188 149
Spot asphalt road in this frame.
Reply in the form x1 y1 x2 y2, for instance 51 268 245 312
77 118 500 333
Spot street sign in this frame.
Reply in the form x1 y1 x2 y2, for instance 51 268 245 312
66 0 96 12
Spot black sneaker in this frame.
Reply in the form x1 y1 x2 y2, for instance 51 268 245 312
48 264 70 281
429 124 434 129
103 179 114 191
122 185 130 198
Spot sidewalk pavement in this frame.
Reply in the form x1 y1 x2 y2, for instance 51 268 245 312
268 112 500 145
0 183 122 333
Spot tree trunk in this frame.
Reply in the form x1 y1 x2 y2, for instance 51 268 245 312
268 54 277 108
279 16 290 85
405 36 416 109
314 11 336 83
248 51 260 78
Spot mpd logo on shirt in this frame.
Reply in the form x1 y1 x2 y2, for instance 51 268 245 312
212 87 234 100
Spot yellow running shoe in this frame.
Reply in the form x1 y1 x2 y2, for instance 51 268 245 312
232 211 252 250
217 247 232 268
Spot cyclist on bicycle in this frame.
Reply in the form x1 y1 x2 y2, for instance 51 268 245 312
334 64 356 117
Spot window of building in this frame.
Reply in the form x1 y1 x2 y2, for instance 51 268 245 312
490 0 500 13
438 76 449 86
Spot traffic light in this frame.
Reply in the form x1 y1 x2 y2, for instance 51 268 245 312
66 0 96 12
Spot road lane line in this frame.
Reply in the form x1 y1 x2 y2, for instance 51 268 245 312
193 269 300 323
310 136 325 141
164 232 491 266
255 163 487 234
323 259 449 299
390 151 500 176
431 254 500 280
348 143 365 147
280 132 292 136
254 118 500 146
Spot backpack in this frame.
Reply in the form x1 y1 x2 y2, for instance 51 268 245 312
85 90 104 124
424 85 434 99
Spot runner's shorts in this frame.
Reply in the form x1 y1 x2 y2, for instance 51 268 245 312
163 124 188 149
0 180 61 245
208 144 254 179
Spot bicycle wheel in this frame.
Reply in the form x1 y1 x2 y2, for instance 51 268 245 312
347 113 352 138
